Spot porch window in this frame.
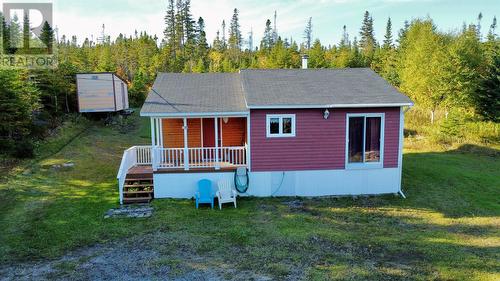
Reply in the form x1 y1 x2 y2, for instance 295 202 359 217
266 114 296 138
346 113 384 168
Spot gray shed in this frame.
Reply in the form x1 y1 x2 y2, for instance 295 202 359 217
77 73 129 113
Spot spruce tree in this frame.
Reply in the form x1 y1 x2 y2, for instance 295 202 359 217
359 11 376 63
1 12 9 53
183 0 196 45
397 20 410 46
197 17 208 52
303 17 312 50
350 36 362 67
164 0 176 55
487 16 497 41
228 8 242 50
339 25 350 49
477 12 483 39
9 14 22 51
477 23 499 121
213 30 223 51
261 19 273 51
383 17 393 49
22 13 30 52
39 21 54 53
174 0 185 51
196 17 208 66
476 52 499 121
221 20 227 50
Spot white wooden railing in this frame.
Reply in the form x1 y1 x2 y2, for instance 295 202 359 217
154 148 185 169
116 146 152 204
117 145 247 203
153 146 247 170
135 145 152 165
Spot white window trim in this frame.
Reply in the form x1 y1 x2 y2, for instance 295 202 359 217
266 114 296 138
345 113 385 170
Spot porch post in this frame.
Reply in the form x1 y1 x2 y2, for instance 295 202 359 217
214 117 220 170
159 118 164 148
150 118 156 147
183 118 189 171
246 115 251 171
155 118 161 148
150 118 157 171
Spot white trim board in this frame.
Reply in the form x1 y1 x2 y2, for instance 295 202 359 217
140 111 250 118
248 103 414 109
141 104 415 117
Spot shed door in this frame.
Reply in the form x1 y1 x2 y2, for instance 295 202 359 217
121 83 126 109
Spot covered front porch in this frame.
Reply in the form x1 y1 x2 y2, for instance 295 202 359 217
117 115 249 204
150 115 249 171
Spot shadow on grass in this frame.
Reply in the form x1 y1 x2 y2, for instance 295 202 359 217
1 128 498 281
148 195 499 280
401 144 499 218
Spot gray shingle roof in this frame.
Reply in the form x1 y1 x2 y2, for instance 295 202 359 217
241 68 413 108
141 73 247 116
140 69 413 116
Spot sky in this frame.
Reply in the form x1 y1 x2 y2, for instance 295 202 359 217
3 0 499 46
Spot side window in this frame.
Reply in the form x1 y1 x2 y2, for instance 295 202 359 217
266 114 296 138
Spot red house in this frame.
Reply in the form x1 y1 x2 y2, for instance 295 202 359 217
117 64 413 204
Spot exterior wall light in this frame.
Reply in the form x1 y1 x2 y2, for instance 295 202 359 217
223 117 229 124
323 109 330 120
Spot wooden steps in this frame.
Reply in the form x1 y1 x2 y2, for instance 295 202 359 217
123 190 153 195
124 184 153 188
123 196 153 203
123 176 154 204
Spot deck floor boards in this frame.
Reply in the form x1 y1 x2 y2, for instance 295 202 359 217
126 164 241 176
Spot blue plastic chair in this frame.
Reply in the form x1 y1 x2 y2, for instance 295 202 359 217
195 179 214 209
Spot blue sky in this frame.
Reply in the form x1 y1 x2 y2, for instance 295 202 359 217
8 0 499 46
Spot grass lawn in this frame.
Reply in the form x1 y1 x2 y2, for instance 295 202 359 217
0 113 499 280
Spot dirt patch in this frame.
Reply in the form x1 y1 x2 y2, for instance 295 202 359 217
0 232 272 281
284 200 322 217
104 204 154 218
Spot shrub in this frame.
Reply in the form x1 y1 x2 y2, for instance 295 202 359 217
13 139 35 158
405 106 500 149
0 138 15 155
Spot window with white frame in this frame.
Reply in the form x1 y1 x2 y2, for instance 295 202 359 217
346 113 384 168
266 114 296 138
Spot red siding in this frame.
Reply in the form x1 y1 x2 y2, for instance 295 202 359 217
250 108 401 172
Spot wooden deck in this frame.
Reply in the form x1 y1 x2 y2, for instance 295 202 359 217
126 165 153 179
126 164 239 176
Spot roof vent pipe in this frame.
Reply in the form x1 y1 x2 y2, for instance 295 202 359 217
301 54 309 69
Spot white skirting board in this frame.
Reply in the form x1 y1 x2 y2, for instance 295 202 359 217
153 168 401 199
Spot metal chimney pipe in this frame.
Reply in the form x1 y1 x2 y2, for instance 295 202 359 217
301 54 309 69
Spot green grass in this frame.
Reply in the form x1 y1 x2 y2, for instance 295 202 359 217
0 113 498 280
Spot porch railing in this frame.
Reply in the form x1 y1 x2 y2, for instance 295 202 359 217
135 145 152 165
117 145 247 203
153 146 247 170
116 146 152 204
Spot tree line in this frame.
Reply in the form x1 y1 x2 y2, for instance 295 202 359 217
0 1 498 158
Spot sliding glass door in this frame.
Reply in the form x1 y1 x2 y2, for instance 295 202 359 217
347 114 384 168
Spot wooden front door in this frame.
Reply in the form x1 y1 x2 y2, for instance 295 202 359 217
202 118 221 147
